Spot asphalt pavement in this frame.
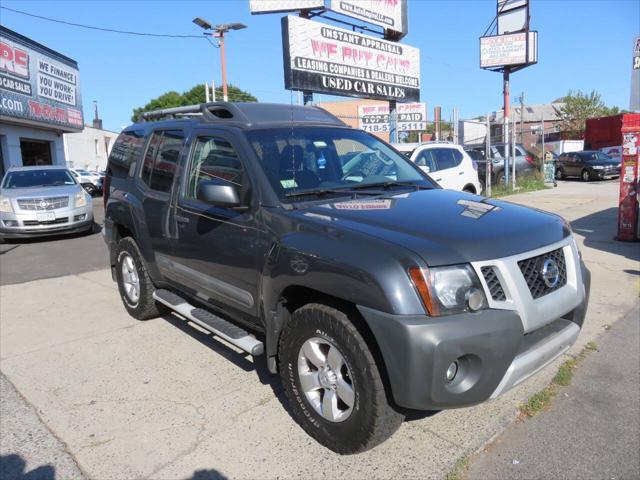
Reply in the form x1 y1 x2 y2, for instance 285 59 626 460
0 198 107 285
0 373 86 480
466 305 640 480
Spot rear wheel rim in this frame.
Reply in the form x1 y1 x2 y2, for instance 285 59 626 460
297 337 355 423
120 253 140 304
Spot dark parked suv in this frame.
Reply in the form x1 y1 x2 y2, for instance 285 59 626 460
104 102 590 454
556 150 621 181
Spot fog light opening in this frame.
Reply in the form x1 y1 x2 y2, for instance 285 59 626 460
446 361 459 383
466 288 485 311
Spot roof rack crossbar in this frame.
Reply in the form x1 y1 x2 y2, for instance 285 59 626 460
141 104 203 121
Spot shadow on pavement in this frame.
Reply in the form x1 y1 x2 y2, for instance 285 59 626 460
570 207 639 262
0 454 55 480
191 468 228 480
160 313 292 416
0 223 100 246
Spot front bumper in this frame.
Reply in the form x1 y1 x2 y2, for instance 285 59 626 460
358 248 591 411
592 168 620 179
0 206 94 238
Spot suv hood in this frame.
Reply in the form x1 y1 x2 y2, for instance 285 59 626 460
1 184 83 199
294 189 569 265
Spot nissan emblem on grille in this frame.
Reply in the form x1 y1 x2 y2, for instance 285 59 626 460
517 248 567 299
541 258 560 288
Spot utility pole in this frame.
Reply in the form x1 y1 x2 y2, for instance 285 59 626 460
541 113 545 175
503 68 510 187
486 112 491 196
519 92 525 145
193 18 246 103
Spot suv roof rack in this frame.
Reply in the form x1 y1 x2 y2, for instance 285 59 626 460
140 102 346 128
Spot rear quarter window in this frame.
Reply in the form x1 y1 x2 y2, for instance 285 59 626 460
108 129 146 178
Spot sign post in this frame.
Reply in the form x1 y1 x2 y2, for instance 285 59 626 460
480 1 537 188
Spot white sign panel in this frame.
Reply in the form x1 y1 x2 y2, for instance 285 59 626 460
250 0 324 13
358 103 426 132
282 15 420 102
480 31 537 68
329 0 408 38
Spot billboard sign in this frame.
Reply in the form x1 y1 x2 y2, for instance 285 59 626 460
0 28 83 132
250 0 324 14
480 31 537 69
282 15 420 102
328 0 408 38
358 102 426 132
497 0 529 35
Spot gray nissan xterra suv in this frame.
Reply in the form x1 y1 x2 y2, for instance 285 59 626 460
103 102 590 454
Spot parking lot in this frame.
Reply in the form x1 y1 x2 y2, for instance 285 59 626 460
1 181 638 479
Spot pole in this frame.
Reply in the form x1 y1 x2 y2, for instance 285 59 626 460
219 31 228 102
512 113 516 190
519 91 525 145
486 112 491 197
541 113 545 176
503 68 510 187
205 82 210 103
302 91 313 105
389 100 398 144
211 79 216 101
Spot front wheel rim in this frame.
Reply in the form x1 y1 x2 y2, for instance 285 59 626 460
297 337 355 423
582 171 589 181
120 253 140 305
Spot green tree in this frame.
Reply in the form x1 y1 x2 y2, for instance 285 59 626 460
131 84 257 122
553 90 620 136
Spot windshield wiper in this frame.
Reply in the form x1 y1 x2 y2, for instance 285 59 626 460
285 187 381 199
348 181 432 191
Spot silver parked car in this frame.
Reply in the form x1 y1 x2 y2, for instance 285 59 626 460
0 166 94 240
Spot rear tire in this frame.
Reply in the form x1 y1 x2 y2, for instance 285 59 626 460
555 167 564 180
581 169 591 182
278 303 404 454
115 237 166 320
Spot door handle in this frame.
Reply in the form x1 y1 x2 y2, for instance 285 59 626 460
175 214 190 224
458 171 465 175
435 178 443 182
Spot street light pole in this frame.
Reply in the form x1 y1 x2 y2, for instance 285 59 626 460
216 30 228 101
193 18 246 103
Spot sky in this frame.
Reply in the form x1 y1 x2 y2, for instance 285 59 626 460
1 0 637 132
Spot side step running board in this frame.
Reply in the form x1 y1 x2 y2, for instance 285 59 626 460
153 289 264 356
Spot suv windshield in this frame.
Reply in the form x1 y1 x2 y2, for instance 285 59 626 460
247 127 433 201
2 169 76 189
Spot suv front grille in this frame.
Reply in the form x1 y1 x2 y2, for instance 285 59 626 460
23 217 69 226
481 266 506 301
18 196 69 211
518 248 567 299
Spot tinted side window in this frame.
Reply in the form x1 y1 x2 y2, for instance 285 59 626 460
150 130 183 192
433 148 457 170
415 150 436 171
140 130 183 193
108 129 145 178
185 136 244 200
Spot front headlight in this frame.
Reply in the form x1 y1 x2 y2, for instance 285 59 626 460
0 195 13 213
409 264 487 316
75 190 88 207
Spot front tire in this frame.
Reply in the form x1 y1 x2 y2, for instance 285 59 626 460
278 304 404 454
581 169 591 182
115 237 166 320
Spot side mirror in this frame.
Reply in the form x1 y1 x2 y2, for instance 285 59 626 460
197 179 241 208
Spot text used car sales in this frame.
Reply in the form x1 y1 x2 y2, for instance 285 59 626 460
283 16 420 102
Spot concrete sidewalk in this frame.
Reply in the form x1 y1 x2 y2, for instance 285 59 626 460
0 181 637 479
465 305 640 480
